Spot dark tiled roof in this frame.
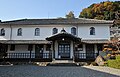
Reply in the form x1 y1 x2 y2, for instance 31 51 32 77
82 39 109 44
0 40 51 44
46 29 81 42
0 18 113 25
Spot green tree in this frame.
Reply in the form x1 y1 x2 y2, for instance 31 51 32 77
66 11 75 19
79 1 120 20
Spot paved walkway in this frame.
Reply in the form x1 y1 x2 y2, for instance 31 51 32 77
0 65 120 77
83 66 120 76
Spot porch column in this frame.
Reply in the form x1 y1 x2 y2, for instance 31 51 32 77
71 41 73 58
94 44 98 53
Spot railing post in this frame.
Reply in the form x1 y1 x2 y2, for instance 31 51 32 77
29 50 31 63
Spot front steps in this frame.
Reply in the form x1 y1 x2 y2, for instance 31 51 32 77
34 60 89 66
47 60 78 66
52 60 74 63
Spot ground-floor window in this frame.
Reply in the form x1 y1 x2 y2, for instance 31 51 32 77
10 45 15 51
46 44 51 51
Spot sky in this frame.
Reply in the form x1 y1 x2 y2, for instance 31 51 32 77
0 0 118 21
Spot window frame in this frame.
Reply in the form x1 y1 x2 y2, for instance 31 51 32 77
1 28 5 36
53 28 58 34
71 27 76 35
17 28 22 36
90 27 95 35
35 28 40 36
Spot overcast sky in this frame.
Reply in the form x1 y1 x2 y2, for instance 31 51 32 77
0 0 118 21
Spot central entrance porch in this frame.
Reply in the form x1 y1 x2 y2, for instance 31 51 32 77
46 29 81 60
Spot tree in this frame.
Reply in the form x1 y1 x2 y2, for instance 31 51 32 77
66 11 75 19
79 1 120 20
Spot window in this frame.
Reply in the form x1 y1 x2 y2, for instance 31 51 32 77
71 27 76 35
118 30 120 33
118 27 120 29
77 44 83 51
46 44 51 51
53 28 58 34
17 28 22 36
90 27 95 35
10 45 15 51
35 28 40 36
28 45 33 51
1 28 5 36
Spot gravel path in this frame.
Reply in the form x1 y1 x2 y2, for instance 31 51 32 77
0 65 120 77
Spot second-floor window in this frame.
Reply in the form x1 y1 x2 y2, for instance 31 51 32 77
1 28 5 36
90 27 95 35
35 28 40 36
53 28 58 34
17 28 22 36
71 27 76 35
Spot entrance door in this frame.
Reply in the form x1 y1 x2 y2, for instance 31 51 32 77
86 44 94 59
58 44 70 59
35 45 44 58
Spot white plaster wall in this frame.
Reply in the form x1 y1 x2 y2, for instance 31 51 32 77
0 26 11 40
0 24 110 40
78 24 110 40
11 25 77 40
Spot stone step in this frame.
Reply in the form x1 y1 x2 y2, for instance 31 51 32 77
52 60 74 63
47 63 78 66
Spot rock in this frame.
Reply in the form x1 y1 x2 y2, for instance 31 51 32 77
95 55 105 66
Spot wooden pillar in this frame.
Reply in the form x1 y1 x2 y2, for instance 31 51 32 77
52 41 55 59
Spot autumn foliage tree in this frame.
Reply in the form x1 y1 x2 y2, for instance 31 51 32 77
79 1 120 20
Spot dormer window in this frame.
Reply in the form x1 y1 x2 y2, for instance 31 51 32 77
90 27 95 35
53 28 58 34
1 28 5 36
35 28 40 36
17 28 22 36
71 27 76 35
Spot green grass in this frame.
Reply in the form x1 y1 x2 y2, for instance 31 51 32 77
107 55 120 69
116 55 120 60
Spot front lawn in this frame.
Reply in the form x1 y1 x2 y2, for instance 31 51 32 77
107 55 120 69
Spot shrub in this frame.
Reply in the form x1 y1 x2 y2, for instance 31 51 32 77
116 55 120 60
107 60 120 69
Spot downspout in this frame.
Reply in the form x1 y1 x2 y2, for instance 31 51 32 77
10 24 12 40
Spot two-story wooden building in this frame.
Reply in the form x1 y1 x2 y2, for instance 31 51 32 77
0 18 113 62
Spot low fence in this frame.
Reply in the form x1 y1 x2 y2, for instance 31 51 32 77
0 53 52 62
74 52 98 62
6 53 52 59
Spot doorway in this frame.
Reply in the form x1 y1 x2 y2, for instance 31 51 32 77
58 43 70 59
86 44 95 59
